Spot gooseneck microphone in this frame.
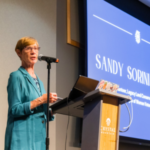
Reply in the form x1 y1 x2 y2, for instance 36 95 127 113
38 54 59 63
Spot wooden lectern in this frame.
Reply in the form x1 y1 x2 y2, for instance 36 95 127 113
50 89 131 150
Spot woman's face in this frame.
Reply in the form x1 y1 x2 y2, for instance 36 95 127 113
17 43 39 66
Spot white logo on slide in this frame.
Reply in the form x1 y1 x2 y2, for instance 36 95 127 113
106 118 111 126
135 30 140 44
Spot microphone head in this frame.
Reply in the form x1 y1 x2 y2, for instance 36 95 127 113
38 54 43 61
56 59 59 63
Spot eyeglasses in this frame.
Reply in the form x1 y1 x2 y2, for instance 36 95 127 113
24 46 40 52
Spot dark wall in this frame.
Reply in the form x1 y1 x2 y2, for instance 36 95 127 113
119 142 150 150
56 0 79 98
56 1 82 150
56 0 85 98
105 0 150 25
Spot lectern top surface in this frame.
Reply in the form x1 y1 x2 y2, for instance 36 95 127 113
84 89 132 104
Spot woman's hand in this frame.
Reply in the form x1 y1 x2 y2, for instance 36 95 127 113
42 93 57 104
30 93 57 110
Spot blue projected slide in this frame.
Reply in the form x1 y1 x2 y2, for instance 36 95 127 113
87 0 150 140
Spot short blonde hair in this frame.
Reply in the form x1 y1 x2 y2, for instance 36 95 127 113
15 37 38 52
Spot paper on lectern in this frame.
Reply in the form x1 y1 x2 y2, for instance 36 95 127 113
96 79 119 93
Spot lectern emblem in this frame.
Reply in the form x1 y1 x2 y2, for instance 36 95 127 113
135 30 140 44
106 118 111 126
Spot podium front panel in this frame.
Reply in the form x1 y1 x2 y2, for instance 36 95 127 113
81 95 120 150
99 96 120 150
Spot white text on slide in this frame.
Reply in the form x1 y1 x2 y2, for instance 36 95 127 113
95 54 150 87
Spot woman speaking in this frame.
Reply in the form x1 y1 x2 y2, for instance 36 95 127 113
5 37 57 150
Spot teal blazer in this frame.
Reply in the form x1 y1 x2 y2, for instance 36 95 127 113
5 67 54 150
